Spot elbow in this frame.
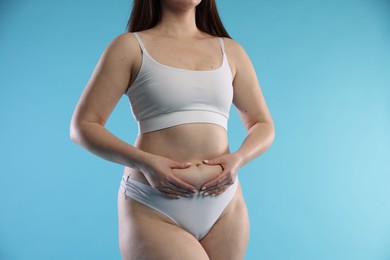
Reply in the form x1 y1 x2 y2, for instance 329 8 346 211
69 119 83 144
69 120 78 143
264 119 275 144
269 123 276 146
257 120 275 147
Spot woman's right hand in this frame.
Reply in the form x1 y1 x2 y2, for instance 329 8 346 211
140 154 197 199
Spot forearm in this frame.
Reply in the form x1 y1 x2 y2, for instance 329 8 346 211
233 122 275 168
70 121 151 172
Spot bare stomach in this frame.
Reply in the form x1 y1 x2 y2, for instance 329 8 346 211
123 123 230 190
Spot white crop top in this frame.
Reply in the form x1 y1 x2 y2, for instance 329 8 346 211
125 32 233 134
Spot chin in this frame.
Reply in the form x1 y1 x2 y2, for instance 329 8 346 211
162 0 202 10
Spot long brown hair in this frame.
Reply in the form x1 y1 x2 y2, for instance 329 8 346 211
126 0 231 38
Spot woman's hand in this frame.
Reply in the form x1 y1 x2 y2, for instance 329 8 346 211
140 154 197 199
200 152 244 196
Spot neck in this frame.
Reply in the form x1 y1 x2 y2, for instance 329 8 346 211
154 4 200 38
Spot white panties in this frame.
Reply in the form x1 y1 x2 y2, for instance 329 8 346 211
119 174 239 240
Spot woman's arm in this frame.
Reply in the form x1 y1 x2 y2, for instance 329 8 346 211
70 33 202 197
229 38 275 168
200 38 275 194
70 33 150 171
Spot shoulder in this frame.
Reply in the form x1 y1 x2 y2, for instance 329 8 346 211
104 32 141 55
99 32 142 70
220 37 251 77
101 32 144 58
221 37 249 61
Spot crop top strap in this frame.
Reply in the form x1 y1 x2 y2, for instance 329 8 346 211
218 37 225 54
133 32 146 52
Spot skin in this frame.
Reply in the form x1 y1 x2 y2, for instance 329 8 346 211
70 0 275 259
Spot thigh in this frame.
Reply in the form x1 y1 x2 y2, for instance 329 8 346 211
118 189 210 260
200 182 250 260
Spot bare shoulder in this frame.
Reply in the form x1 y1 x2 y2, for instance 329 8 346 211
221 37 247 58
108 32 140 51
102 32 141 67
221 37 250 78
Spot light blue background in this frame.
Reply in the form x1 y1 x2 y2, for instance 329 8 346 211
1 0 389 259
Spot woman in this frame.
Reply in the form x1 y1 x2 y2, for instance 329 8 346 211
70 0 275 259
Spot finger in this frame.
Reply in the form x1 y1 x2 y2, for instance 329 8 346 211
159 186 191 197
159 186 196 198
200 173 228 191
164 181 196 195
202 176 235 194
161 192 180 199
168 175 197 193
159 186 182 195
168 182 196 195
202 158 223 166
208 183 232 196
201 182 227 195
203 178 235 196
171 161 192 169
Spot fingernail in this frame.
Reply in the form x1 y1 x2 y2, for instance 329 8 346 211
201 187 206 190
186 162 192 166
203 160 208 163
192 189 197 192
204 192 209 196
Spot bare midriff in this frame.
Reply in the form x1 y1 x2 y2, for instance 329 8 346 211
123 123 230 190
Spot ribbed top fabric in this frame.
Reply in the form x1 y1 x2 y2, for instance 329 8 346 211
125 32 233 134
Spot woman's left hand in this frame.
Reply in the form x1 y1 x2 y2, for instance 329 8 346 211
200 152 243 196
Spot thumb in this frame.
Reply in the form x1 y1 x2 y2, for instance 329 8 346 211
171 161 192 169
203 157 222 165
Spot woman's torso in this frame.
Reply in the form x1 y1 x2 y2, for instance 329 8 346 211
123 29 235 188
125 124 230 189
